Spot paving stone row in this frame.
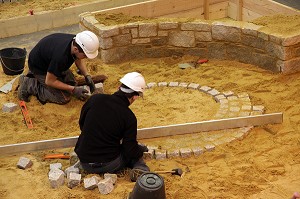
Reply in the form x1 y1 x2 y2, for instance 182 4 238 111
140 81 261 160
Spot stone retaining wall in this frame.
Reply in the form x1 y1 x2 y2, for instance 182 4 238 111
79 12 300 74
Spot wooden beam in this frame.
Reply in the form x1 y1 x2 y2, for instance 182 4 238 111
0 113 282 156
204 0 210 20
236 0 243 21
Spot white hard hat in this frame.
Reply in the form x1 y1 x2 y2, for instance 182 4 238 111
120 72 146 95
75 31 99 59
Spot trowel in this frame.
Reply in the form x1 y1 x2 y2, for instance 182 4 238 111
0 75 20 94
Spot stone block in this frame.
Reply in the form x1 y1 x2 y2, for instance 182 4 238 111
98 178 114 195
282 35 300 46
212 23 241 43
252 105 264 112
199 85 211 92
84 176 100 190
207 42 227 59
139 23 157 37
195 31 212 42
167 149 180 158
229 107 240 112
17 157 33 169
104 173 117 184
147 82 157 88
99 37 113 49
48 169 65 189
158 22 178 29
178 82 188 88
155 150 167 160
187 83 200 89
223 91 234 97
214 94 226 102
227 96 238 101
204 144 215 152
2 102 18 113
168 82 179 87
50 163 62 171
207 89 220 96
158 82 168 87
192 147 204 156
67 173 81 189
241 105 252 111
239 112 250 117
65 166 80 178
94 83 104 94
180 148 192 158
278 57 300 74
168 30 196 47
181 22 210 31
98 25 119 38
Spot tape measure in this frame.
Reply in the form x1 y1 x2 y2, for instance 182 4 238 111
19 100 33 129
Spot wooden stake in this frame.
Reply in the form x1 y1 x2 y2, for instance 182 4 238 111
204 0 209 20
236 0 243 21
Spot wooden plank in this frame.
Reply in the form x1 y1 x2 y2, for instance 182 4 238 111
209 1 229 19
0 113 282 156
160 7 205 19
228 0 299 20
242 0 300 15
137 113 282 139
0 136 79 157
92 0 228 18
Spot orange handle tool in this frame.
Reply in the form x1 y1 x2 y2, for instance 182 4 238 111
19 100 33 129
44 153 70 159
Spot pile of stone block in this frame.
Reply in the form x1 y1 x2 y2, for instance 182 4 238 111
47 161 118 195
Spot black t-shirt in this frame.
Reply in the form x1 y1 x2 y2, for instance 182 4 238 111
75 92 144 163
28 33 75 77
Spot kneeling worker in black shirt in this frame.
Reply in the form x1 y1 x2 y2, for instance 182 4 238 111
75 72 150 182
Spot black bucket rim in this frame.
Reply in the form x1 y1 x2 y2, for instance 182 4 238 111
0 47 27 75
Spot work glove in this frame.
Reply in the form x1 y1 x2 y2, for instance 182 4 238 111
138 143 149 153
85 75 96 94
72 86 89 101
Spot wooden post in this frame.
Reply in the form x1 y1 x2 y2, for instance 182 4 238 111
204 0 209 20
237 0 243 21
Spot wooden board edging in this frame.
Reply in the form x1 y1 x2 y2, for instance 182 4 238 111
0 113 282 156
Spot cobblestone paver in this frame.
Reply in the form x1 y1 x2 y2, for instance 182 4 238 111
143 81 264 160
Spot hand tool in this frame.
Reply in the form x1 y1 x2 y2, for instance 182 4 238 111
154 168 183 176
19 100 33 129
44 152 70 159
0 75 19 93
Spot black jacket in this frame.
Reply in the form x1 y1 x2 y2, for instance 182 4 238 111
75 92 144 163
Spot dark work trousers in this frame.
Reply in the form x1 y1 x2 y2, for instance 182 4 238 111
25 70 76 104
80 154 150 174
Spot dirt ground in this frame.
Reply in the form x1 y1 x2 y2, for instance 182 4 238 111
1 1 300 199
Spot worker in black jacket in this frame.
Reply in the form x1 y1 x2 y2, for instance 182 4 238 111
75 72 150 182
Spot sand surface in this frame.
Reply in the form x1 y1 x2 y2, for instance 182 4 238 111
1 1 300 199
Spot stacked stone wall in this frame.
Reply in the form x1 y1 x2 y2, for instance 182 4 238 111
80 12 300 74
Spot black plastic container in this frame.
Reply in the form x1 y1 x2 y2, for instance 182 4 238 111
0 48 26 75
129 172 166 199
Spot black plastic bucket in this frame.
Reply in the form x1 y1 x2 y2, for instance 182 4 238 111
0 48 26 76
129 172 166 199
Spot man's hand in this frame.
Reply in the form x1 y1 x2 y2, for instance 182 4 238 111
85 75 96 93
72 87 89 101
